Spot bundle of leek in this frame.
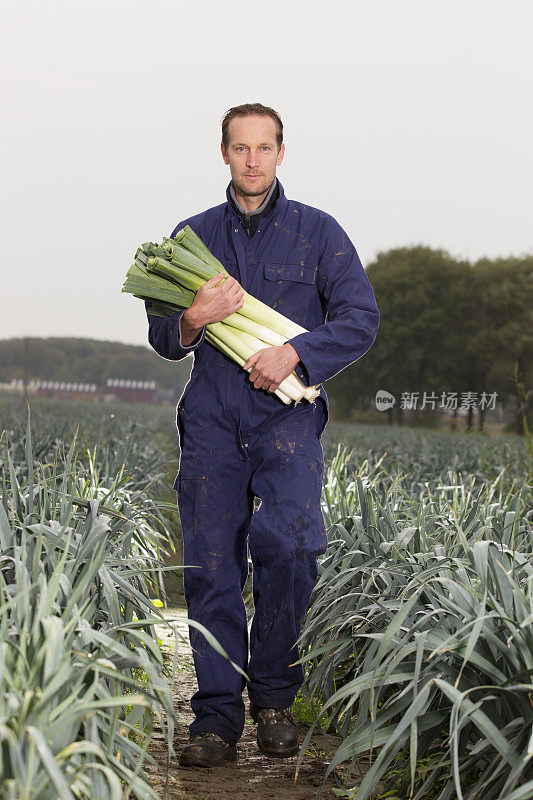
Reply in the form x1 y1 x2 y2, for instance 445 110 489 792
122 226 321 405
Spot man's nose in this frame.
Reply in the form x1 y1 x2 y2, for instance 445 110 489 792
246 150 260 167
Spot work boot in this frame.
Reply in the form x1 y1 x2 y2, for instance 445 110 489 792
249 702 299 758
179 731 237 767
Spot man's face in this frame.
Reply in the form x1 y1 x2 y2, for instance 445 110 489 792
221 115 285 198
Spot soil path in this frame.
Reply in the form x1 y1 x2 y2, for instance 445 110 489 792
142 606 366 800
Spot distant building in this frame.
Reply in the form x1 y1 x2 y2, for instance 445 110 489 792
4 377 167 405
9 378 99 401
105 378 157 404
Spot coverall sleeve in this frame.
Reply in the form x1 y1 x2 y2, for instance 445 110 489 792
144 301 206 361
286 216 380 386
144 219 206 361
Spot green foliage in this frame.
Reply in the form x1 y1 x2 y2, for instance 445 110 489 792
292 689 329 731
321 422 529 490
0 407 180 799
296 444 533 800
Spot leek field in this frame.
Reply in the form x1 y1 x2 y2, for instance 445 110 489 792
0 395 531 800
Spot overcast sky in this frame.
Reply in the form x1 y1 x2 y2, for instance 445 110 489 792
2 0 531 347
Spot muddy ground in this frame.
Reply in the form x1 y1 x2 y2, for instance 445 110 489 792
141 607 374 800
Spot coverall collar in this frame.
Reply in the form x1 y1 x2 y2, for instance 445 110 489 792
226 177 287 231
229 177 277 215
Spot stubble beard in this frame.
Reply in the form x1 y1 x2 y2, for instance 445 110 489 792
232 174 274 198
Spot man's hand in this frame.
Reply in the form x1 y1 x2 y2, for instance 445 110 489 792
243 343 300 393
180 271 245 346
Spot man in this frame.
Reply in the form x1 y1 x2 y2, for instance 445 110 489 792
145 103 380 768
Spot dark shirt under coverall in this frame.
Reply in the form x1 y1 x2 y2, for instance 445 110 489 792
145 178 380 746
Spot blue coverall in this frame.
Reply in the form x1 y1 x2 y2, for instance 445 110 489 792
145 179 380 746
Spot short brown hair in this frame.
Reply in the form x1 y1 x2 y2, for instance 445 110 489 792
221 103 283 151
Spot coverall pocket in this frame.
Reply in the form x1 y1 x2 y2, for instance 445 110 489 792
262 262 318 326
173 457 212 491
263 262 317 284
174 401 213 490
178 459 213 479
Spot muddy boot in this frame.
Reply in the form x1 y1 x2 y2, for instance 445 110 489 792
249 703 299 758
179 732 237 767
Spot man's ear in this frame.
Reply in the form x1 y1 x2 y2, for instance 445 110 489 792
276 143 285 167
221 141 230 165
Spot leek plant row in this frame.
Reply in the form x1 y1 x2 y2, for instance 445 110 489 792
0 406 234 799
295 444 533 800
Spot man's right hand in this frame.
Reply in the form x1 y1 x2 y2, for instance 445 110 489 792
180 272 245 345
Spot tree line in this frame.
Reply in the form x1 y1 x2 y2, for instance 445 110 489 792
0 337 192 394
327 246 532 431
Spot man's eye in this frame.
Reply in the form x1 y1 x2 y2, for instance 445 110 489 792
261 146 270 151
236 147 245 152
